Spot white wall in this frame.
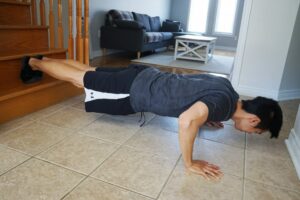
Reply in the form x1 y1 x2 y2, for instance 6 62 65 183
279 7 300 100
89 0 172 58
286 105 300 180
232 0 300 100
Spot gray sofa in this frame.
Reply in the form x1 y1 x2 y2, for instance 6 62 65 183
100 9 182 58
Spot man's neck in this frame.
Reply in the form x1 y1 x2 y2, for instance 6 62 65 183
231 101 244 121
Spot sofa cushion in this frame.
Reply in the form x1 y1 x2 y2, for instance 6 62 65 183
106 9 134 26
160 32 173 40
133 12 151 32
149 16 161 32
114 20 145 29
144 32 164 43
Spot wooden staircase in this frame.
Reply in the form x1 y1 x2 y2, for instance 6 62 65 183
0 0 84 123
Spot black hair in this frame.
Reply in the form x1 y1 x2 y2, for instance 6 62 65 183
241 96 283 138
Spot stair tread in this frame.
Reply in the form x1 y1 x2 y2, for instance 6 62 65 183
0 0 30 6
0 48 67 61
0 76 64 101
0 25 48 29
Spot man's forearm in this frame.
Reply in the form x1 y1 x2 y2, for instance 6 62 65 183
179 120 201 167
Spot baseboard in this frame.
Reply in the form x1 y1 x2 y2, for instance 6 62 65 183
278 89 300 101
92 49 123 59
215 46 236 51
285 128 300 180
236 84 279 99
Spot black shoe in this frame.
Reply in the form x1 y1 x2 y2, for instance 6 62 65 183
20 56 43 84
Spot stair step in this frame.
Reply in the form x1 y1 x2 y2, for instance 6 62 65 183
0 48 66 92
0 0 31 25
0 81 83 123
0 25 49 52
0 47 83 123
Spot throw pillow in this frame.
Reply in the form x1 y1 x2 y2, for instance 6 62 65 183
133 12 151 32
149 16 161 32
161 21 181 32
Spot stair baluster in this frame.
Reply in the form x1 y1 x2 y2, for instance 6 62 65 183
49 0 55 48
84 0 89 64
40 0 46 26
57 0 64 48
68 0 74 59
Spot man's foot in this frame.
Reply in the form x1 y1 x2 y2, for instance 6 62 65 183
20 55 43 84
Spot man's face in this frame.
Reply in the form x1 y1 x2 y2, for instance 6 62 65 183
234 118 264 134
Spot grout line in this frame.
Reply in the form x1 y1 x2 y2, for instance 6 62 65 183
245 177 300 195
89 176 156 200
59 130 141 200
0 156 33 177
156 155 182 199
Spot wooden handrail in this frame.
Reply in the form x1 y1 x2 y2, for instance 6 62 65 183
68 0 74 59
57 0 64 48
84 0 89 64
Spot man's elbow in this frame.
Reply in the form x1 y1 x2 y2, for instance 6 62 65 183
179 115 191 130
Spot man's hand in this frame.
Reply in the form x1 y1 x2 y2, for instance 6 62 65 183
186 160 223 181
205 121 224 128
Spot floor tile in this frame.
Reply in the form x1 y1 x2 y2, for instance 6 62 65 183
105 112 155 124
0 116 33 134
124 125 181 160
26 103 65 121
246 133 290 158
158 163 243 200
148 116 178 133
193 138 244 177
0 146 30 175
245 150 300 192
58 95 85 107
71 101 85 111
37 134 119 175
0 158 85 200
91 146 177 198
80 115 141 144
64 177 153 200
0 122 72 155
199 124 246 149
43 107 101 130
222 119 234 126
244 179 300 200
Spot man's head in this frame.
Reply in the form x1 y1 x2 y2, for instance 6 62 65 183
233 96 283 138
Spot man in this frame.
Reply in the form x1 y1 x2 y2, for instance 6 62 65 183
21 56 283 181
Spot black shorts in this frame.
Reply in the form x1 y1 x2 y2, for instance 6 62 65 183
83 64 148 115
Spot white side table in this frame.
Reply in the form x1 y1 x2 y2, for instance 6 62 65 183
174 35 217 63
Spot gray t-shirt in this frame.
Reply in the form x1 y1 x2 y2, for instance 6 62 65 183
130 67 239 121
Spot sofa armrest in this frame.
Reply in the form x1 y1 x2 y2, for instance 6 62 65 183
100 26 146 51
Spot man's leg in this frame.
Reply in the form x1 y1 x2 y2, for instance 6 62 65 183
43 57 127 73
29 58 89 88
42 57 94 71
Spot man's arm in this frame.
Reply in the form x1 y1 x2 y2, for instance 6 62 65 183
178 101 223 180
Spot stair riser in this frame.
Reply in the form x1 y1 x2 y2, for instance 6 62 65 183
0 3 31 25
0 83 83 123
0 28 48 51
0 52 65 91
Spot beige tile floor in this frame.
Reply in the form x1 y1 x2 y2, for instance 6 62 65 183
0 95 299 200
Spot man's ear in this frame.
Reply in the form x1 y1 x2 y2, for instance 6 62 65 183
248 114 261 127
